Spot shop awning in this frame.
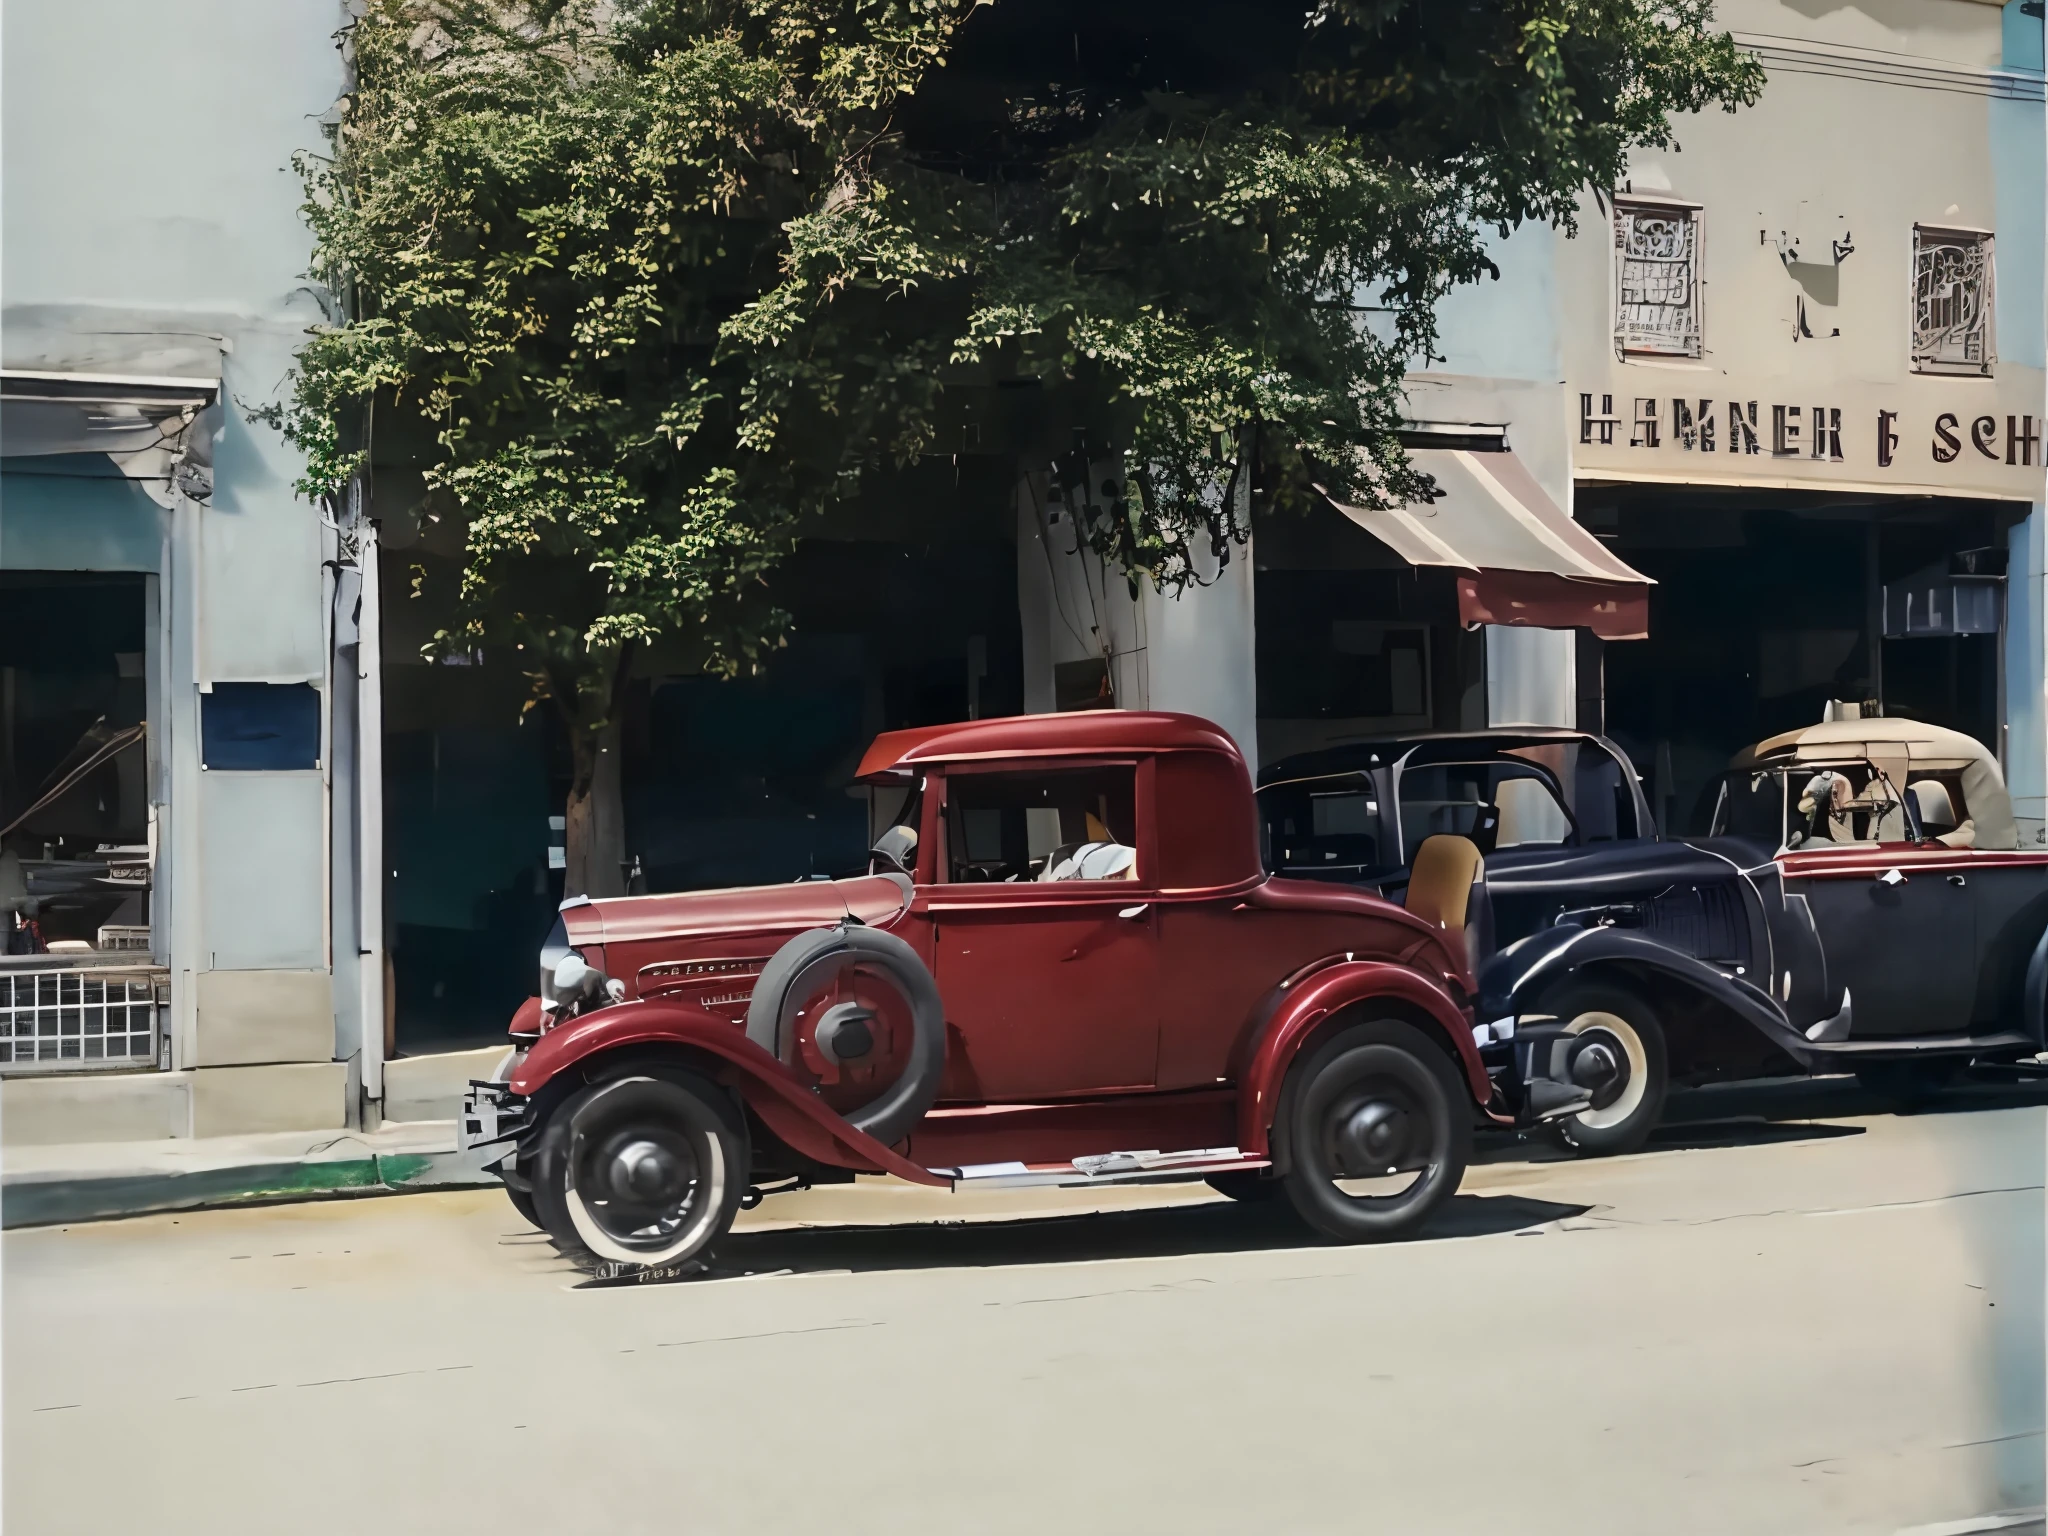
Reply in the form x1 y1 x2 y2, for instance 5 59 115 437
1 369 220 504
1324 448 1653 640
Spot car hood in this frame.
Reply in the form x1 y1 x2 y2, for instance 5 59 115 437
1481 839 1754 898
561 873 912 948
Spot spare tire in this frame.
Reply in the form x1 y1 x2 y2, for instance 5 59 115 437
745 923 946 1147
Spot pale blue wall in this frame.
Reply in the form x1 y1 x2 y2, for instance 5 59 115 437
1 2 347 1061
2 0 339 686
1428 224 1563 384
1998 0 2047 838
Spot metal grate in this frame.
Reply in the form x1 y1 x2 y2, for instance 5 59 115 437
1913 227 1993 375
1614 203 1702 358
0 968 162 1071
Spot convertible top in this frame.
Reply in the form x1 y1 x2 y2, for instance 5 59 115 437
1730 718 2016 849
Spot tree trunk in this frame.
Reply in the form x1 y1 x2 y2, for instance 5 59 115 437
564 711 626 899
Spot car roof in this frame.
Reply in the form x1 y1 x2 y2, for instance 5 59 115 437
1259 728 1610 784
855 710 1244 781
1731 717 1998 771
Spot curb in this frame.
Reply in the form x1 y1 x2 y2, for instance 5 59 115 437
2 1146 501 1229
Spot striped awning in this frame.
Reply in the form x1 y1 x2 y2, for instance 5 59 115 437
1325 448 1653 640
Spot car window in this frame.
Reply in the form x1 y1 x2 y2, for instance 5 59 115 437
1711 772 1786 841
1568 745 1640 841
943 766 1139 884
1397 762 1575 856
1719 762 1911 849
1259 773 1386 878
1789 762 1906 847
1905 771 1975 846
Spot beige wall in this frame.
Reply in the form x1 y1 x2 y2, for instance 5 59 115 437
190 969 333 1067
1562 0 2044 501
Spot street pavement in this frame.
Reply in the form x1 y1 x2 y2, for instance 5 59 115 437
5 1078 2044 1536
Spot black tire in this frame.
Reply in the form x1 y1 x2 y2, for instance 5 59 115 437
1205 1170 1280 1203
1278 1019 1471 1243
1854 1057 1964 1109
1546 981 1669 1157
503 1182 541 1229
745 923 945 1147
531 1070 747 1272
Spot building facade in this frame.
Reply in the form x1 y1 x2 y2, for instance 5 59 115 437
1029 0 2047 845
0 1 382 1143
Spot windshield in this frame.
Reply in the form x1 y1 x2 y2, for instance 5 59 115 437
865 780 923 874
1711 772 1785 841
1711 763 1912 848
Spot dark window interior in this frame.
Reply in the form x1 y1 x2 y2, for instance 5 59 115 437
944 766 1137 883
1589 494 2005 836
201 682 319 771
1 573 151 952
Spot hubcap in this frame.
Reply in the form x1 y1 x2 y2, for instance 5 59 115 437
1570 1040 1620 1093
1334 1097 1413 1174
608 1136 686 1204
1562 1012 1647 1128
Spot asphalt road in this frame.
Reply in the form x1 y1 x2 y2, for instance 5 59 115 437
5 1078 2044 1536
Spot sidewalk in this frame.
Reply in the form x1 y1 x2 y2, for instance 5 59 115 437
0 1119 500 1229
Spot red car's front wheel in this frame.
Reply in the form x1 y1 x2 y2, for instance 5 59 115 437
1278 1019 1471 1243
532 1071 748 1273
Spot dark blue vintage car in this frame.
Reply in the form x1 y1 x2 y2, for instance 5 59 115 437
1258 720 2048 1153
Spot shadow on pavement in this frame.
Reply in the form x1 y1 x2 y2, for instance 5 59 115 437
1672 1073 2048 1126
695 1191 1590 1279
1466 1074 2048 1167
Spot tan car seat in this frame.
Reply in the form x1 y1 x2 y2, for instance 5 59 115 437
1405 835 1488 970
1493 776 1571 848
1908 778 1975 848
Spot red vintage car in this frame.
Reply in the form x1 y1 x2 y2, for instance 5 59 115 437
461 712 1543 1276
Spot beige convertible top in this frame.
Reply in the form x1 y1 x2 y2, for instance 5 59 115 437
1729 718 2015 849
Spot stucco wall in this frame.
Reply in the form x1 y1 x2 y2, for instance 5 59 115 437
1560 0 2044 499
1 1 347 1073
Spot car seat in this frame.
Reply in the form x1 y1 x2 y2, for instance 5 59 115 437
1907 778 1975 848
1403 834 1492 971
1493 776 1570 849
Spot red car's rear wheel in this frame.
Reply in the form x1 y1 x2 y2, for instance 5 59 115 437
1279 1019 1470 1242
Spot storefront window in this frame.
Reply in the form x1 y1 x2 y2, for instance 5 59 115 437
0 573 153 958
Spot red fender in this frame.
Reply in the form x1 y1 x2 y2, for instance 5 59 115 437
1236 961 1498 1157
509 1001 949 1187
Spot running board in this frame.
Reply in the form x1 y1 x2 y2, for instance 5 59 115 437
1967 1056 2048 1078
938 1147 1268 1191
1798 1031 2035 1057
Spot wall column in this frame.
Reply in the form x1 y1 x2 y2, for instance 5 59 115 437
2006 505 2047 845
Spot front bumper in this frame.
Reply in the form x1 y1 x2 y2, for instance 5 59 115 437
458 1078 534 1159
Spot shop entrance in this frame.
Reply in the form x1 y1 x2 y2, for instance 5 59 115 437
1 572 161 1070
1584 491 2015 836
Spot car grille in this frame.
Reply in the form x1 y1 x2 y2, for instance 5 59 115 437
1641 882 1751 969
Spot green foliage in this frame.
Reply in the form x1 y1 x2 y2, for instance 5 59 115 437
272 0 1761 739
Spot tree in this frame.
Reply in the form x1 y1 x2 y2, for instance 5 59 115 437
272 0 1760 893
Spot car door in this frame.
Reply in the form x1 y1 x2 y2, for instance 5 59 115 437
1903 767 2048 1029
1778 759 1975 1037
924 761 1159 1101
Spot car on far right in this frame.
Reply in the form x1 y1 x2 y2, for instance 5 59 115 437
1706 715 2048 1101
1257 713 2048 1156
